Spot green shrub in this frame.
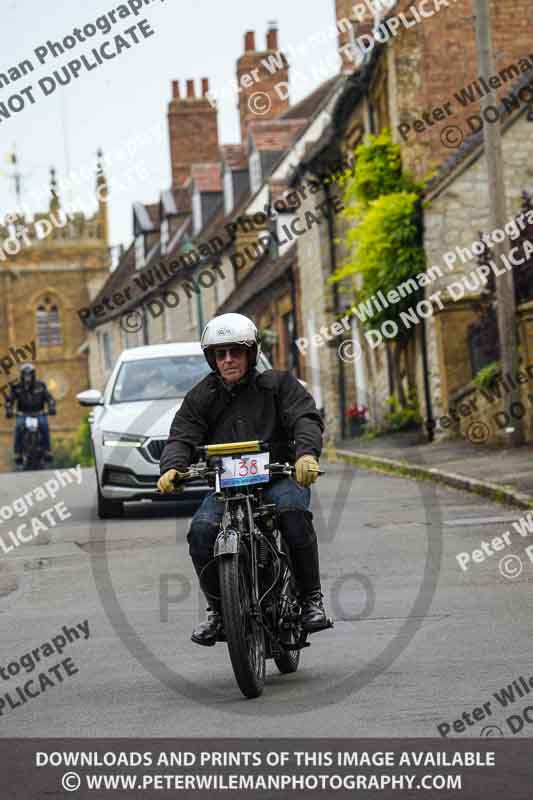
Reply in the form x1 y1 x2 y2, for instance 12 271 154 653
383 394 422 432
52 414 94 468
330 130 426 340
473 361 501 391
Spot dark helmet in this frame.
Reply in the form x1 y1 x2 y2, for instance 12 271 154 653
200 313 261 372
20 363 36 387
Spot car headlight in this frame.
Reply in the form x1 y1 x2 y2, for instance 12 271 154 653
102 432 147 448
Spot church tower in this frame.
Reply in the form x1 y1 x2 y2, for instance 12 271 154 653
0 152 111 471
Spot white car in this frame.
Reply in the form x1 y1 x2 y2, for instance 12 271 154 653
77 342 273 519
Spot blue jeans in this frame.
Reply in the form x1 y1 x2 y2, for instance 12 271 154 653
14 415 51 453
191 477 310 527
188 477 313 598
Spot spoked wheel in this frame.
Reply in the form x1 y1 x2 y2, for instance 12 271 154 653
219 552 265 699
274 562 303 674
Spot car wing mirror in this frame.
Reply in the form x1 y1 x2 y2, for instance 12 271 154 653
76 389 103 406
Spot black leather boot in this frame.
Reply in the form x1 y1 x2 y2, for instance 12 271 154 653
191 604 223 647
278 510 330 633
188 520 224 646
301 590 328 632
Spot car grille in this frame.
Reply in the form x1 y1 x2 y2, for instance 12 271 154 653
145 438 167 463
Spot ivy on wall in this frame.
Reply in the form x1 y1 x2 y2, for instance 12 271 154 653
330 129 426 339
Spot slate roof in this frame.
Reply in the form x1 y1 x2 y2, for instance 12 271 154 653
279 76 340 121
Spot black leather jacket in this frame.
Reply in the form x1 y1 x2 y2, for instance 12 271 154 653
6 380 56 415
160 368 323 474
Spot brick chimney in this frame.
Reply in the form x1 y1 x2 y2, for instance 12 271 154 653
335 0 374 73
236 24 289 146
167 78 220 188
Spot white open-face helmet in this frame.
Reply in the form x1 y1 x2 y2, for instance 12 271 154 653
201 313 261 371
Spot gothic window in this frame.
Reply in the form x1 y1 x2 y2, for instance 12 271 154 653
36 296 61 346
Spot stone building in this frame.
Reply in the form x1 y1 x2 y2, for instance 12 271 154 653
423 95 533 442
288 0 533 442
0 159 110 470
85 25 336 393
85 0 533 452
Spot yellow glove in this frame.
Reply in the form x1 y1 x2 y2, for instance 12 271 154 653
157 468 189 493
294 455 319 487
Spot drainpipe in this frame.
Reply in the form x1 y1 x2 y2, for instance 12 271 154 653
367 93 395 398
324 180 347 440
417 197 434 441
288 264 300 377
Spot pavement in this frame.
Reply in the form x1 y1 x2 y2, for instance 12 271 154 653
2 464 533 737
336 430 533 508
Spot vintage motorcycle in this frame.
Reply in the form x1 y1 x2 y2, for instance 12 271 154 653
175 439 332 699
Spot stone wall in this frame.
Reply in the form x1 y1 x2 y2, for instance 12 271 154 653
392 0 533 180
424 110 533 423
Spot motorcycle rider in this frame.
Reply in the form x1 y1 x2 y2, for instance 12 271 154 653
5 363 56 464
157 312 329 646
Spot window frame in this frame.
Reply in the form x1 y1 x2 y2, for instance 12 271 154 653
192 190 203 234
135 234 145 270
249 150 262 194
224 168 234 215
160 218 170 254
36 296 62 347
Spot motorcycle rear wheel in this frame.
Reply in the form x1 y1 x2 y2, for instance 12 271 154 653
219 552 265 699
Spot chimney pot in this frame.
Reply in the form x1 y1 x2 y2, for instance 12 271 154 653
244 31 255 52
172 80 180 98
266 25 278 50
186 79 195 98
201 77 209 96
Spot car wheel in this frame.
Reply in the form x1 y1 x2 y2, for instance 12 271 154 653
97 486 124 519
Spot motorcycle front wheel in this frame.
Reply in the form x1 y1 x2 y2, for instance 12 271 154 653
219 551 265 699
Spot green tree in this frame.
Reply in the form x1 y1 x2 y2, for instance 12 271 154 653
332 130 426 406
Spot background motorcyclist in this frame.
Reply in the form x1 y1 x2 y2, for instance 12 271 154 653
5 363 56 464
157 312 329 647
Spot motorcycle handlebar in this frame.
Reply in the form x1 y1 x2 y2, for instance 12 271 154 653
170 461 324 488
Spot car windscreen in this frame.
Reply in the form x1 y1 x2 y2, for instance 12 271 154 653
110 355 210 403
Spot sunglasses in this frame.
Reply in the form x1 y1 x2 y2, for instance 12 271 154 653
214 346 247 360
